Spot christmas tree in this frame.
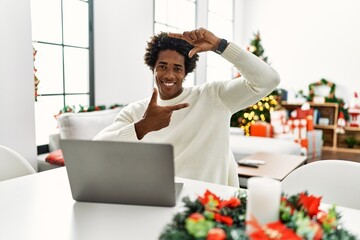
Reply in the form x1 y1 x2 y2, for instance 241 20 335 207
247 31 268 63
230 31 279 136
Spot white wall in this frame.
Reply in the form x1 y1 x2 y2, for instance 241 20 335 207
240 0 360 103
0 0 37 170
93 0 154 106
94 0 360 105
93 0 241 100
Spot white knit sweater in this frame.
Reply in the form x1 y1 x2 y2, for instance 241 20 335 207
94 43 280 187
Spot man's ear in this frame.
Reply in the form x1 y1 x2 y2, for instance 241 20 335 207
182 75 187 82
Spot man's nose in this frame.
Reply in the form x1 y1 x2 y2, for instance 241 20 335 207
164 69 175 79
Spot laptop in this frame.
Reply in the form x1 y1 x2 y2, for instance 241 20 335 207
60 139 183 207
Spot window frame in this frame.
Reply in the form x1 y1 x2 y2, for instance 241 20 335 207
33 0 94 154
153 0 234 86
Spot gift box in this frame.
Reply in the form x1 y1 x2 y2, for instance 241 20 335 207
250 122 273 137
270 110 287 135
294 108 314 131
307 130 323 160
296 108 314 119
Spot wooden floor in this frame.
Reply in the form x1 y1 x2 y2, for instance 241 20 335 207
310 149 360 163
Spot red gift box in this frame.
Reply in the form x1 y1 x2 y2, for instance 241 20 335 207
294 108 314 131
296 108 313 119
250 122 273 137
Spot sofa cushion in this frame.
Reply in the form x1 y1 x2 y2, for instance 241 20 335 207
57 107 122 140
38 108 123 170
45 149 64 166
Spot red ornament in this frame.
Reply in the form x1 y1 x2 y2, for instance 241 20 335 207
188 212 205 222
206 228 226 240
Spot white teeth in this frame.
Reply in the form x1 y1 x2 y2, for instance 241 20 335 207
163 82 175 86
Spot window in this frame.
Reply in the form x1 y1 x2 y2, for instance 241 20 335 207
154 0 196 87
154 0 234 85
207 0 234 83
30 0 93 151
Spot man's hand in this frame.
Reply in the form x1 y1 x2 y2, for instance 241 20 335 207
168 28 221 58
135 88 189 139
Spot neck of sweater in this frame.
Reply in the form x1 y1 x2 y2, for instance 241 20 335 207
157 87 190 106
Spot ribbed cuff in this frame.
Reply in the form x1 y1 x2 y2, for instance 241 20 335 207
221 42 244 63
118 123 139 141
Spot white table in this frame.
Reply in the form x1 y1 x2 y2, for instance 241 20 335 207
0 168 359 240
237 152 307 187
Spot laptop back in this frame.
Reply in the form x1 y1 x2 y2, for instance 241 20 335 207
60 139 179 207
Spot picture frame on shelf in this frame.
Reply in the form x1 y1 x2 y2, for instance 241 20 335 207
318 117 330 126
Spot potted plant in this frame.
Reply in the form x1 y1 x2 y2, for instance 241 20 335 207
345 136 358 148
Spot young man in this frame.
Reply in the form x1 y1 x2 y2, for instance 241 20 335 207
94 28 280 187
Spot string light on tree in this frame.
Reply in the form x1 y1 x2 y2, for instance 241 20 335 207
232 94 278 136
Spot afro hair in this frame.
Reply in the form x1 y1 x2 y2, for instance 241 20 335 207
144 32 199 76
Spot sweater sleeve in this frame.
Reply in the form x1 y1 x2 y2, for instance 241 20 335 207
215 42 281 114
93 104 140 142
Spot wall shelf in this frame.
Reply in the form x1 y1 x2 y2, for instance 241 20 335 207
281 101 360 153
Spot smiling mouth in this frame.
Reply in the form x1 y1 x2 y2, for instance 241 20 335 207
162 81 176 87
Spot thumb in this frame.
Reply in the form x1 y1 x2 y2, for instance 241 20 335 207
188 46 203 58
149 88 158 105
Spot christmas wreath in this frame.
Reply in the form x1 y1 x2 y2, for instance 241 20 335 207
159 190 356 240
307 78 349 121
308 78 336 102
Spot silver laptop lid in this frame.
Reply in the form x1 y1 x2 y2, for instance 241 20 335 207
60 139 179 207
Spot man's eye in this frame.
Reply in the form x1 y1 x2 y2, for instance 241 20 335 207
174 67 183 72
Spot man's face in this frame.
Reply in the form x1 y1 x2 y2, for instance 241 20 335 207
154 50 186 100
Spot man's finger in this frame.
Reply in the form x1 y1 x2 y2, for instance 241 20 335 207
188 31 198 42
189 46 203 58
169 32 195 45
168 32 186 40
149 88 158 105
194 29 204 39
182 31 195 43
168 103 189 111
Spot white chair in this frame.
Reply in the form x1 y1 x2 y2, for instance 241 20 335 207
0 145 36 181
282 160 360 209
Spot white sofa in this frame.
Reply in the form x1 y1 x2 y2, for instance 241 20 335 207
38 108 122 171
38 109 301 171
